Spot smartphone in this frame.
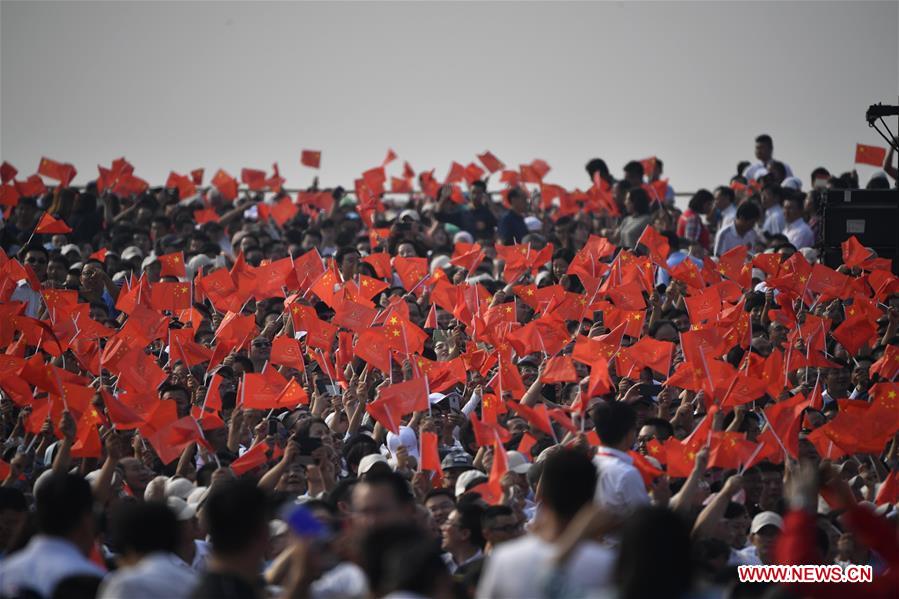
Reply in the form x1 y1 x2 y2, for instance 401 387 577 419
267 418 278 436
639 384 663 398
295 455 316 467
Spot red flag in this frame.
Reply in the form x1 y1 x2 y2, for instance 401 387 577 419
38 157 77 187
855 144 887 167
241 369 290 410
355 328 392 373
540 356 578 383
684 286 721 324
842 236 874 269
478 151 505 173
211 169 238 201
158 252 186 278
378 377 429 415
832 315 877 356
34 213 72 235
636 226 670 265
169 328 212 367
231 442 271 476
145 416 204 465
587 356 613 398
875 469 899 506
394 256 429 291
271 336 305 371
420 431 443 478
301 150 321 169
150 281 191 312
0 162 17 184
623 337 674 376
506 401 554 437
871 344 899 381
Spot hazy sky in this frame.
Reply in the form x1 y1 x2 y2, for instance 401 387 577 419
2 1 897 195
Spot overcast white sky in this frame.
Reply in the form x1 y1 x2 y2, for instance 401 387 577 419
1 1 897 194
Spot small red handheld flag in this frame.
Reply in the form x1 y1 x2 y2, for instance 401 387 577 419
854 144 887 167
301 150 321 169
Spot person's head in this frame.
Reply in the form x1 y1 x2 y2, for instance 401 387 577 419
623 161 645 186
423 488 455 528
360 524 451 598
35 473 96 554
248 335 272 365
782 196 803 224
688 189 714 215
836 532 855 559
810 167 831 190
351 470 416 531
336 247 361 280
481 505 521 548
160 384 191 418
441 502 485 554
537 449 597 524
725 501 750 549
825 362 852 398
733 202 761 234
109 501 179 565
749 511 783 564
756 463 784 511
754 134 774 163
591 400 637 450
713 186 736 212
615 507 693 599
624 188 651 216
507 187 528 214
0 487 27 551
585 158 611 184
116 457 154 496
204 479 271 564
23 245 49 281
637 417 674 452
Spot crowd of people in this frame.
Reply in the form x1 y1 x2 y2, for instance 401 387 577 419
0 134 897 599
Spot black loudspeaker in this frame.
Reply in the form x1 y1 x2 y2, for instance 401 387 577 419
821 189 899 274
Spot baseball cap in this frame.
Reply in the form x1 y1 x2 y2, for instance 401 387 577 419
398 209 421 222
166 496 197 522
121 246 143 261
165 477 195 500
750 511 784 534
455 470 487 498
506 451 531 475
358 453 389 475
441 451 473 471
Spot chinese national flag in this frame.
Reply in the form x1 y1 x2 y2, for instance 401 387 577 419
587 356 613 398
191 168 204 185
629 450 664 488
34 213 72 234
241 369 289 410
420 356 467 392
169 328 212 367
240 168 267 190
497 355 527 400
708 432 757 470
145 416 205 465
362 252 392 279
842 236 873 269
855 144 887 167
272 378 309 407
0 161 17 184
718 373 768 408
211 169 238 201
38 157 77 187
669 258 704 289
636 226 670 266
158 252 186 278
383 313 428 356
450 242 485 273
394 256 429 291
477 151 505 173
355 328 391 373
871 344 899 381
333 296 378 332
664 438 699 478
419 430 443 478
504 401 553 438
832 315 876 356
150 281 191 312
624 337 674 376
540 356 578 384
301 150 321 169
378 377 429 415
271 336 305 371
230 442 270 476
300 315 339 353
875 469 899 506
294 248 326 288
685 286 721 324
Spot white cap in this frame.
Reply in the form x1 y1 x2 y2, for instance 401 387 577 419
166 496 197 522
455 470 488 497
144 475 169 502
121 245 144 261
453 231 474 245
60 243 82 258
165 477 195 501
524 216 542 232
186 486 209 508
398 209 421 222
750 511 784 534
358 453 389 475
781 176 803 191
506 451 531 475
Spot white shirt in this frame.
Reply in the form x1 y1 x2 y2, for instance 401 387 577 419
0 535 106 598
729 544 762 566
743 160 794 182
761 205 786 237
10 282 42 317
783 218 815 249
476 535 614 599
98 552 196 599
311 561 369 599
719 204 737 231
714 224 761 257
593 447 650 514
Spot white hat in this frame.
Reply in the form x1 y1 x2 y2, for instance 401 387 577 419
186 486 209 508
453 231 474 245
141 254 160 271
398 209 421 222
799 248 818 263
121 245 144 261
455 470 488 497
269 519 289 537
750 511 784 534
165 477 195 501
781 177 803 191
166 496 197 522
430 255 452 273
506 451 531 475
144 475 169 502
60 243 82 258
358 453 389 475
524 216 542 232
